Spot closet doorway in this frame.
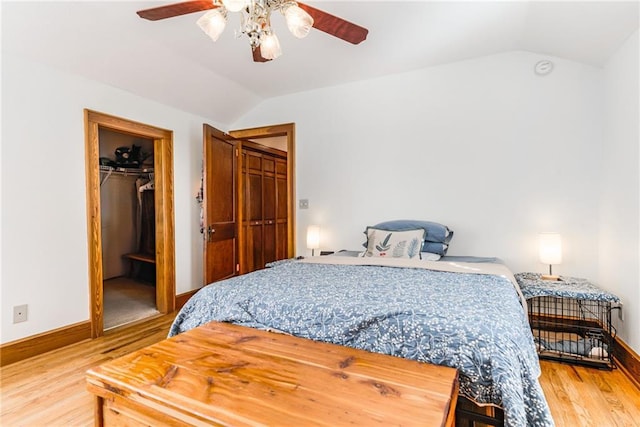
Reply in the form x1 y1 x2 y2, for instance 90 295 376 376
230 123 296 270
84 110 175 337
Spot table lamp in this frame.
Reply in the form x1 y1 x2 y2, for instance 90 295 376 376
307 225 320 256
539 232 562 281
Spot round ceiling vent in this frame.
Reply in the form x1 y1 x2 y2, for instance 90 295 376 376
534 60 554 76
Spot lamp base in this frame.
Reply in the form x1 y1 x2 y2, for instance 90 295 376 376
541 274 561 281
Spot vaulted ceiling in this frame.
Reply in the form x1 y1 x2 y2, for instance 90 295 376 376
3 1 638 123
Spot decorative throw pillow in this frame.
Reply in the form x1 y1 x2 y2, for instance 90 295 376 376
363 228 424 259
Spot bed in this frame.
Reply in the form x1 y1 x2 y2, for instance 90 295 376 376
170 252 554 426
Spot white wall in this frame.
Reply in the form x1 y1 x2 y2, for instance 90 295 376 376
600 30 640 352
234 49 640 352
0 54 220 343
234 51 604 278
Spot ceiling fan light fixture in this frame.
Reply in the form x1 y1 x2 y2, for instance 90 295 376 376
284 4 313 39
260 32 282 60
137 0 368 63
197 9 227 42
221 0 249 13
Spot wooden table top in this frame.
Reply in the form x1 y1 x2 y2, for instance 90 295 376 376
87 321 458 426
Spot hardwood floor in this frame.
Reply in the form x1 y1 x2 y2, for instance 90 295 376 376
1 314 639 426
0 314 175 426
539 360 640 426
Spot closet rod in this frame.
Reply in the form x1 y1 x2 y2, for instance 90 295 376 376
99 165 154 186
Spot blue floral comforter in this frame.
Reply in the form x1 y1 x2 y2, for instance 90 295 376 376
170 258 554 426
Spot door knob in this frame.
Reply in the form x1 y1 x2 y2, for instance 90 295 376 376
207 226 216 242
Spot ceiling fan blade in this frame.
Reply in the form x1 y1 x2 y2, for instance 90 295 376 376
137 0 217 21
297 2 368 45
252 46 271 63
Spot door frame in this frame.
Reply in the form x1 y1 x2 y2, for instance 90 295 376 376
84 109 176 338
229 123 296 259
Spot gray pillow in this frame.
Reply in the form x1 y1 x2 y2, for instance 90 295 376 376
372 220 453 244
421 242 449 256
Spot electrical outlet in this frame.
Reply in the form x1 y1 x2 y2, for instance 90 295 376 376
13 304 28 323
299 199 309 209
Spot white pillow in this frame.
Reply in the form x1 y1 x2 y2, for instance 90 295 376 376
421 252 441 261
363 228 424 259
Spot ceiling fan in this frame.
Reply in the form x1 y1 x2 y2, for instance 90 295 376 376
136 0 369 62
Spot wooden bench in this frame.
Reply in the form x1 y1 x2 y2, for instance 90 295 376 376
122 252 155 279
86 321 459 426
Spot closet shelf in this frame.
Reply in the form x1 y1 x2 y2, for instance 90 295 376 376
100 165 153 175
100 165 154 185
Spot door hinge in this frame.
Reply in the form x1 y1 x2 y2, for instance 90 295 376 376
236 263 240 272
235 148 239 157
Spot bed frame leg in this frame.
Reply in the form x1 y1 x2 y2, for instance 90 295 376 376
455 397 505 427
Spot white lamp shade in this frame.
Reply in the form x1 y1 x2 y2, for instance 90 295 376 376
260 33 282 60
306 225 320 250
221 0 248 12
197 10 227 42
539 233 562 265
284 5 314 39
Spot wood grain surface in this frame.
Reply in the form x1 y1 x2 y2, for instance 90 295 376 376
87 321 458 426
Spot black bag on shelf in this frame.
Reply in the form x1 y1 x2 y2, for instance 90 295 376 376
114 144 141 168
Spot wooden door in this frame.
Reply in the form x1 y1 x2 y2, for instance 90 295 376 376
262 155 277 265
243 150 263 272
275 158 288 260
229 124 296 260
203 124 238 284
240 145 287 274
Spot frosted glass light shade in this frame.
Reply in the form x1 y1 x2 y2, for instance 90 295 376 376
539 233 562 265
307 225 320 250
284 5 314 39
221 0 248 12
260 33 282 60
197 10 227 42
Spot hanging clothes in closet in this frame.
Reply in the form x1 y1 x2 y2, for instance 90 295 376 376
135 176 155 256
